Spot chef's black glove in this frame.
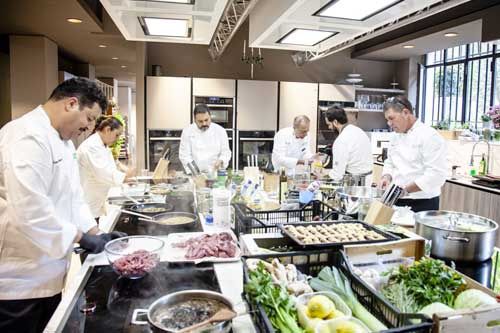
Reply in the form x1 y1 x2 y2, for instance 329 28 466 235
79 231 128 254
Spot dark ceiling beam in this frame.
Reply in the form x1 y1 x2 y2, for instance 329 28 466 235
352 0 500 59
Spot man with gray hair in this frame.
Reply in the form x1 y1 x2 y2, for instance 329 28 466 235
379 96 447 212
272 115 314 175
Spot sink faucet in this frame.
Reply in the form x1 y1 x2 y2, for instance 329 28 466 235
470 139 491 174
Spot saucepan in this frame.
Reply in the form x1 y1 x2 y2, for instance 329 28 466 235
131 290 233 333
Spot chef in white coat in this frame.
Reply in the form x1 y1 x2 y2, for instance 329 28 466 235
179 104 232 173
272 115 314 175
325 106 373 185
0 78 126 333
379 96 447 212
77 115 135 219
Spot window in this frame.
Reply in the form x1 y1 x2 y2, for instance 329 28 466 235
419 41 498 129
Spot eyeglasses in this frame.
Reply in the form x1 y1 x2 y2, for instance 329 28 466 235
385 96 412 111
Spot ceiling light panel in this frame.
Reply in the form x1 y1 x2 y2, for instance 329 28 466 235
277 28 337 46
315 0 403 21
141 17 191 37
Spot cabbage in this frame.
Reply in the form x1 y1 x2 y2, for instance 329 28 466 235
454 289 497 310
419 302 454 318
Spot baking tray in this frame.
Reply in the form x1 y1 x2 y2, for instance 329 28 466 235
278 220 400 248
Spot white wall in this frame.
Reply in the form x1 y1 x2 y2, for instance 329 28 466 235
446 139 500 176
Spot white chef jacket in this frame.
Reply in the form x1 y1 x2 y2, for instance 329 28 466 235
77 133 126 217
272 127 313 175
0 106 96 300
329 124 373 182
179 123 232 173
383 120 448 199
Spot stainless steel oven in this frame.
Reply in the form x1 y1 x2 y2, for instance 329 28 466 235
193 96 234 129
147 129 183 172
237 130 275 170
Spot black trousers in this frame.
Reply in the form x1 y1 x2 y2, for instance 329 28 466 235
0 293 61 333
395 196 440 212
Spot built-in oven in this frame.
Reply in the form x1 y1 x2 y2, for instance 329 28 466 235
147 129 183 172
237 130 275 170
193 96 234 129
317 100 355 168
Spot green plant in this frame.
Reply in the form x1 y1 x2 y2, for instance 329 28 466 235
481 114 492 122
435 119 450 130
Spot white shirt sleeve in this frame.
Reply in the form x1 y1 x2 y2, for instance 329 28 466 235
272 131 298 170
179 127 192 171
4 136 77 259
414 133 448 193
218 128 232 168
329 140 348 181
382 139 395 177
82 144 126 186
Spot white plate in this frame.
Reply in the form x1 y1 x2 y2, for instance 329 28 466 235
391 206 415 226
164 230 241 264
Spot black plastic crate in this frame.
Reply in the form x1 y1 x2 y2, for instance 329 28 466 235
233 200 338 236
242 250 432 333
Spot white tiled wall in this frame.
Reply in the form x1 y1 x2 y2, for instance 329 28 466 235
446 140 500 176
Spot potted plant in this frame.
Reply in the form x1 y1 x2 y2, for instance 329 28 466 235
434 119 458 140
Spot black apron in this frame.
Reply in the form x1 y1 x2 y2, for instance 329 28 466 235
395 196 440 212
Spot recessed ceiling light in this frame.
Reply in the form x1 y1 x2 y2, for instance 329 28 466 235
444 32 459 37
140 17 191 37
315 0 402 21
98 44 107 48
112 57 119 60
403 45 415 49
67 18 82 24
121 65 127 68
277 28 338 46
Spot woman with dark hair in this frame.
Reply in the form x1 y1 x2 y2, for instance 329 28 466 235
77 115 135 219
325 105 373 185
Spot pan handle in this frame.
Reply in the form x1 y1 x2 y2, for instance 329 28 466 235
131 309 149 325
443 235 470 243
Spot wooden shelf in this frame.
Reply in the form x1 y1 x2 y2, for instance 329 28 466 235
355 87 405 94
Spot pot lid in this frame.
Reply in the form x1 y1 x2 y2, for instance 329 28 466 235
415 210 498 233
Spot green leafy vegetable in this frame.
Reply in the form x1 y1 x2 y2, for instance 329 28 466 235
418 302 454 317
245 262 304 333
309 266 388 332
381 281 419 313
388 257 466 309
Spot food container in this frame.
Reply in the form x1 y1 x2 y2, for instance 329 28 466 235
105 236 164 279
415 210 498 262
333 186 385 216
131 290 233 333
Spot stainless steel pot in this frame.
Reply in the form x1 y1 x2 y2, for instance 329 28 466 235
131 290 233 333
334 186 385 216
415 210 498 262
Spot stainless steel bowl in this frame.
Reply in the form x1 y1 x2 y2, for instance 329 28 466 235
415 210 498 262
132 290 233 333
334 186 385 215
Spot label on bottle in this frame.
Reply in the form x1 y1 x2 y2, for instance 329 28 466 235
280 181 288 203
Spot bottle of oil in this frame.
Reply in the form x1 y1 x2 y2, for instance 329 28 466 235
279 167 288 203
479 154 487 175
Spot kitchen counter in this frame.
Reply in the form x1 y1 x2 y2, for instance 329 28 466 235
44 185 256 333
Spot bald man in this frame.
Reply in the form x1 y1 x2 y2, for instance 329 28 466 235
272 115 314 175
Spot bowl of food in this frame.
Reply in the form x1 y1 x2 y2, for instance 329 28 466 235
105 236 164 279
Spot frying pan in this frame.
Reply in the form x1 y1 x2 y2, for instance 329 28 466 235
127 202 174 215
139 212 198 227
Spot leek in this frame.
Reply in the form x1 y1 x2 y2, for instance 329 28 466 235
310 267 388 332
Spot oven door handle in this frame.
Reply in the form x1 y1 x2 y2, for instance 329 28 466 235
239 138 274 141
150 137 181 141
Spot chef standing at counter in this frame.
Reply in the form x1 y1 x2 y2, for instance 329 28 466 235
272 115 314 175
324 106 373 184
179 103 232 173
0 78 125 333
379 96 447 212
77 115 136 220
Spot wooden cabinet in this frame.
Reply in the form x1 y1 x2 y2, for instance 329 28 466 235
319 84 355 101
193 78 235 97
146 76 191 129
440 181 500 244
279 81 319 151
237 80 278 131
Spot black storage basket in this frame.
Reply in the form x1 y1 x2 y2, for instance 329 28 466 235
242 249 433 333
233 200 338 236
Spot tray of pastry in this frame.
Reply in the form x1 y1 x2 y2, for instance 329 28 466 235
278 221 399 248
